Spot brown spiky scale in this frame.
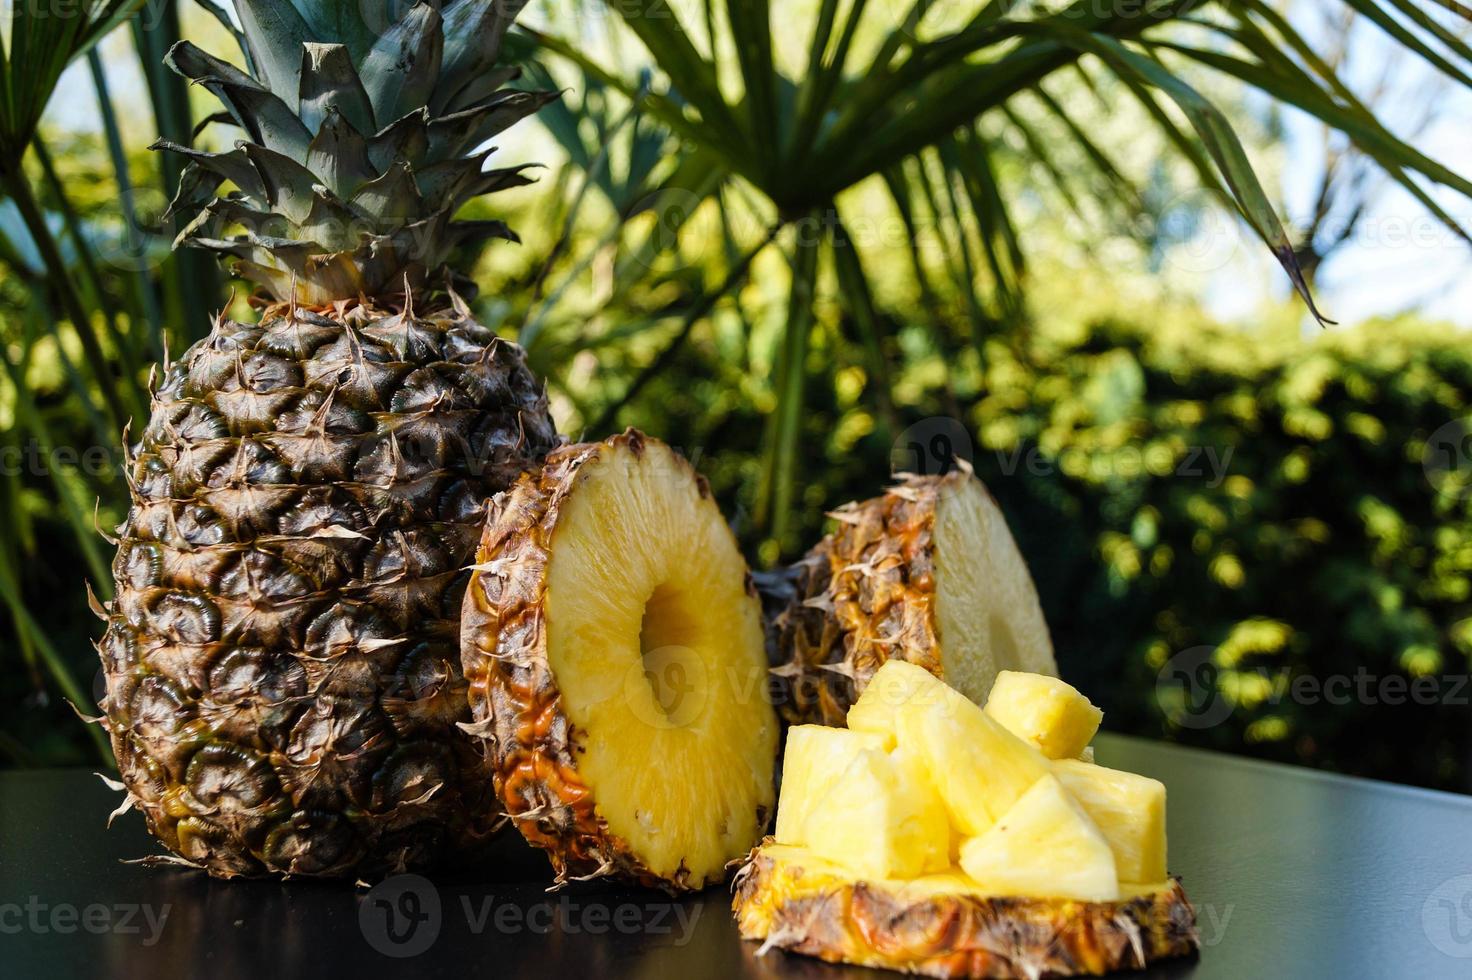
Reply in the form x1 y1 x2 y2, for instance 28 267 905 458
98 295 559 879
733 844 1199 978
758 463 1053 727
461 430 767 894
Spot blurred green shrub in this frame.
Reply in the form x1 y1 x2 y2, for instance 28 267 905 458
617 311 1472 792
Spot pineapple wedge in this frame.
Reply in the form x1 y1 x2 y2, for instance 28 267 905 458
985 670 1103 759
1053 758 1168 882
804 746 950 880
959 775 1119 902
847 659 951 748
895 683 1050 836
775 726 889 845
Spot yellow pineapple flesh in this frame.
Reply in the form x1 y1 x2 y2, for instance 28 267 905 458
845 658 950 748
895 682 1050 836
775 726 889 845
958 774 1119 902
985 670 1104 759
802 745 950 880
1053 758 1168 883
932 475 1058 704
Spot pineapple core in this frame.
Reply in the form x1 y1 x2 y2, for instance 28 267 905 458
959 775 1119 902
985 670 1103 759
1052 759 1167 883
932 478 1055 704
544 443 776 884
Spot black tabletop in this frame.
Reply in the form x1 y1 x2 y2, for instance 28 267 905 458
3 734 1470 979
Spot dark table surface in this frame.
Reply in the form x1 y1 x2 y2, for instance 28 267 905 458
3 734 1471 979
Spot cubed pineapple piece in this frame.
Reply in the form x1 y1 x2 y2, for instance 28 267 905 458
847 660 950 748
895 683 1049 836
802 744 950 880
984 670 1103 760
958 775 1118 902
776 726 889 845
1052 758 1167 882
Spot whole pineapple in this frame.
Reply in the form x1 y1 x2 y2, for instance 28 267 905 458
96 0 560 878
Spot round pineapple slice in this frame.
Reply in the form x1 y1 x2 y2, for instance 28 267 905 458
762 462 1055 725
461 430 778 891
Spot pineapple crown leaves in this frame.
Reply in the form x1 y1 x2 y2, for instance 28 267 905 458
159 0 554 305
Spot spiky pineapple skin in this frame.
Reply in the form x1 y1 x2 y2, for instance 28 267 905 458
762 465 1046 726
460 429 767 893
733 844 1199 978
98 295 558 879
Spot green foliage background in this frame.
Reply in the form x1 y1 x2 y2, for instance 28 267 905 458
597 302 1472 792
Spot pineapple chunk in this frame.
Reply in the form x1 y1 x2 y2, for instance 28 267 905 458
984 670 1102 760
1078 745 1095 763
803 744 950 880
776 726 889 845
958 775 1118 902
847 660 950 748
1052 758 1167 882
895 683 1049 836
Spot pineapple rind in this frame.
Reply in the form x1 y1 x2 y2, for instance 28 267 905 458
734 842 1199 978
759 464 1056 728
100 298 559 879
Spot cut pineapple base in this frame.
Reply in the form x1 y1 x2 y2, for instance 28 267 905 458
748 665 1197 974
933 476 1056 705
462 432 777 890
734 843 1198 979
